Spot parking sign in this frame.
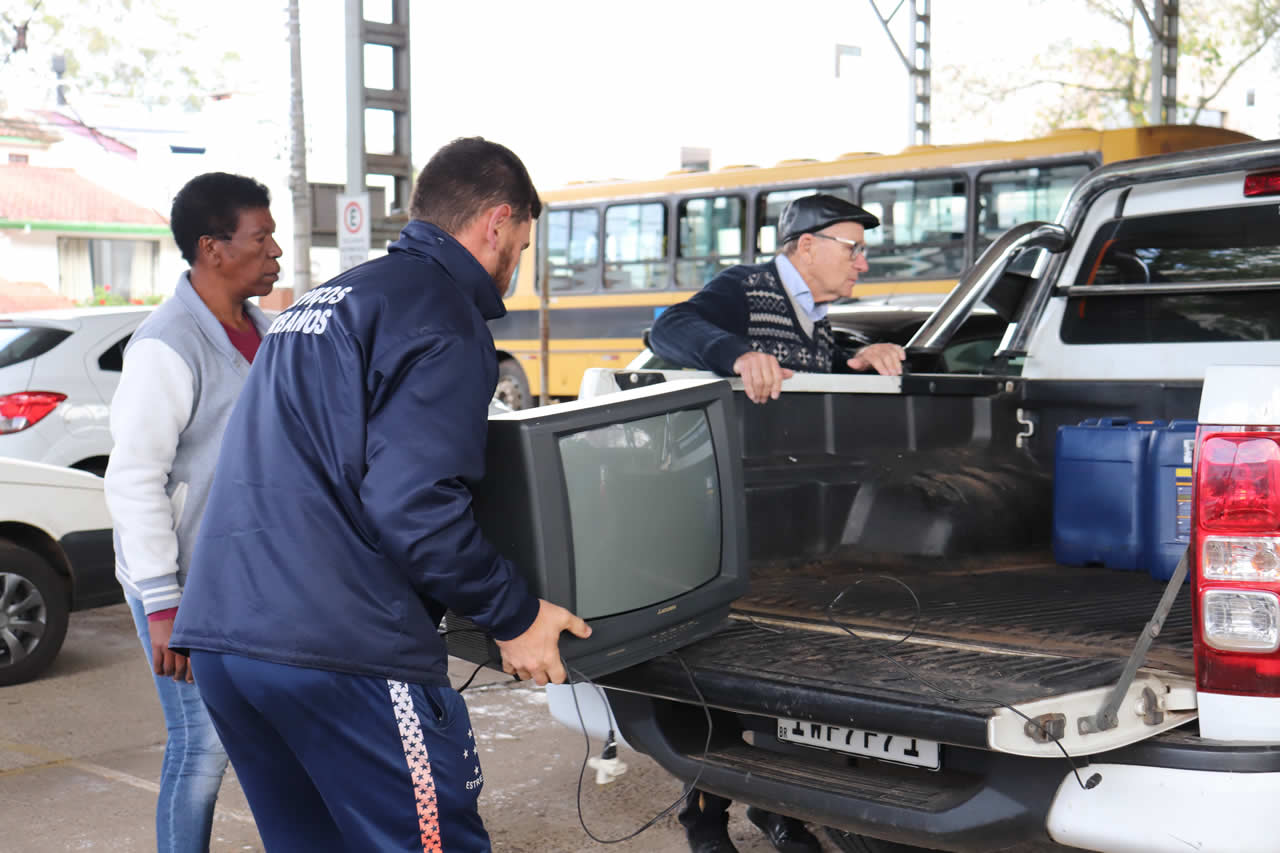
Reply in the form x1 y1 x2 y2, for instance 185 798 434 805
337 192 371 271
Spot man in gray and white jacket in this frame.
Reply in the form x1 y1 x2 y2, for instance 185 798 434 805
103 172 280 853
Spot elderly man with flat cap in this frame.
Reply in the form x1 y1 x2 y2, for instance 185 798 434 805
655 193 903 852
650 192 905 404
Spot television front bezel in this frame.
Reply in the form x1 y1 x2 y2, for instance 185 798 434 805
465 378 749 679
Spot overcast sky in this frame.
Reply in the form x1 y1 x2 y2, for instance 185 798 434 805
282 0 1059 188
13 1 1269 285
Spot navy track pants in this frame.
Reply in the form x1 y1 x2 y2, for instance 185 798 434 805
189 650 490 852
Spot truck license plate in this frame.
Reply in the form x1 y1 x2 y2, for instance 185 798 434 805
777 718 941 770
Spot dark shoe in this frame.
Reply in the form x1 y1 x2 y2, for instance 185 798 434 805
684 807 739 852
746 806 822 853
681 788 738 852
688 833 740 853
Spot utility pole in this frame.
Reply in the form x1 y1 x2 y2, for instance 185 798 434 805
344 0 365 201
1134 0 1179 125
341 0 412 270
866 0 932 146
288 0 312 300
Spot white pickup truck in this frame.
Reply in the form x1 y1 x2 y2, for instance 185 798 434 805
561 137 1280 852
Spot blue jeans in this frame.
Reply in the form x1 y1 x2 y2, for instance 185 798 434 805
127 595 229 853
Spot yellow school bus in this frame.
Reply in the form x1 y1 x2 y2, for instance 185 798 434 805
491 125 1254 405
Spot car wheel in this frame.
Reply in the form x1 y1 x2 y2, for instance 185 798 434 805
825 828 946 853
495 358 532 411
0 542 70 687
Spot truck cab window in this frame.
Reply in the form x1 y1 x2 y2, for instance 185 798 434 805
1063 204 1280 344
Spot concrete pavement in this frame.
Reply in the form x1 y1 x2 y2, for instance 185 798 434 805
0 604 810 852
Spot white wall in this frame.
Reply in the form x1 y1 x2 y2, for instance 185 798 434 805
155 242 187 296
0 230 60 290
0 228 183 301
1218 51 1280 141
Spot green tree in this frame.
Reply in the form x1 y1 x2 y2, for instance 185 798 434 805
1 0 242 109
944 0 1280 131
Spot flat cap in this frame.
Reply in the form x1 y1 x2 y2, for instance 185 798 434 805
778 193 880 244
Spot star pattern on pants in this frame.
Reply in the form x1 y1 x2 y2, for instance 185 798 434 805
388 680 441 853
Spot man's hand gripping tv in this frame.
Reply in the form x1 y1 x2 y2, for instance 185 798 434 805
496 599 592 685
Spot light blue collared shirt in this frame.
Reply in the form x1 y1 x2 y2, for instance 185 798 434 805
774 254 829 323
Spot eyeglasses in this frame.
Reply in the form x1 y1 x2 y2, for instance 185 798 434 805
810 232 867 261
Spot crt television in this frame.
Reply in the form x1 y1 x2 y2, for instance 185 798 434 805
446 378 748 679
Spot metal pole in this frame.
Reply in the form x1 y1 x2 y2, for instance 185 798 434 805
538 236 550 407
1149 0 1164 124
865 0 912 70
865 0 930 147
344 0 365 196
1160 1 1179 124
910 0 932 145
905 7 916 146
1138 0 1179 125
288 0 312 301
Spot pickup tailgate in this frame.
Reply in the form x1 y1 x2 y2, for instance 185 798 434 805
603 553 1197 757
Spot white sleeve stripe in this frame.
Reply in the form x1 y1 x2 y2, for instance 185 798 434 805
104 339 194 586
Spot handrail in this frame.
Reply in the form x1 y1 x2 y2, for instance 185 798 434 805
906 222 1069 354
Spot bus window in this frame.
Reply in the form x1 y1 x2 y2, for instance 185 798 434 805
756 185 853 259
604 202 669 290
677 195 745 288
977 163 1090 258
545 208 600 292
860 176 967 281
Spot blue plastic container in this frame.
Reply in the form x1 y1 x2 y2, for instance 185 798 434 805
1052 418 1164 571
1143 420 1197 581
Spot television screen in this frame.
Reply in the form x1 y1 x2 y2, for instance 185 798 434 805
560 409 721 619
446 378 747 679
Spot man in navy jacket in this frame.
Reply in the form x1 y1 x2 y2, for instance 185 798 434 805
173 137 588 852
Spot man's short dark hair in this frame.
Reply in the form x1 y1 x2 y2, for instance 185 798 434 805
170 172 271 265
409 137 542 234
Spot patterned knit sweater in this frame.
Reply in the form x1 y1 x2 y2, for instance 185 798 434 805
649 260 842 376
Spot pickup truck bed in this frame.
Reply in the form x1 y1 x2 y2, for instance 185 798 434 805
605 552 1191 749
598 556 1232 851
739 551 1192 675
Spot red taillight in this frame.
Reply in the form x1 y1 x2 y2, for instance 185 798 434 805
0 392 67 434
1192 427 1280 695
1244 170 1280 197
1199 436 1280 530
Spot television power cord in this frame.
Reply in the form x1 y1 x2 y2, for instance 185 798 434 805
436 627 490 694
440 626 721 841
582 680 629 786
811 575 1101 792
566 654 717 844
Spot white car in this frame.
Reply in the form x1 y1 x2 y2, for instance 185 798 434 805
0 307 151 475
0 458 116 686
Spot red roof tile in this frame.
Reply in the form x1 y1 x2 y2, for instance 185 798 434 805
0 115 60 146
0 165 166 226
0 280 76 312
